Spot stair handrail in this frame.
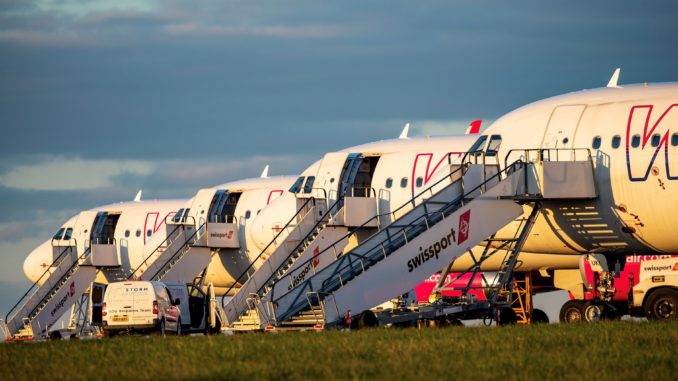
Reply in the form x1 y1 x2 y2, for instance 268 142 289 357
146 221 206 281
127 216 196 280
220 196 318 304
273 159 527 321
269 160 473 301
6 245 93 331
250 196 344 298
4 238 78 323
503 148 592 168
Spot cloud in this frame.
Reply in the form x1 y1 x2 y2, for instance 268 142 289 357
0 156 155 191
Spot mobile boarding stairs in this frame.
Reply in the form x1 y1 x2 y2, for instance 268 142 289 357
1 192 243 340
224 148 598 330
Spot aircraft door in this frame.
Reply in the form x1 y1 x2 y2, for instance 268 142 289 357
338 153 363 200
207 190 229 222
89 282 107 325
314 152 350 205
71 211 98 255
542 105 586 153
190 189 219 227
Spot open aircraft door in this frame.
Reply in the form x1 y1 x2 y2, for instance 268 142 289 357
89 282 107 326
314 152 350 206
207 282 217 330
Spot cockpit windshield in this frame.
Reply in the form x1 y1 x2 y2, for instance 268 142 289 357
468 135 488 155
52 227 65 240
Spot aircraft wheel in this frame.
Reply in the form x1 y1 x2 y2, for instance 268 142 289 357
645 288 678 321
354 310 379 329
559 300 585 323
531 308 549 324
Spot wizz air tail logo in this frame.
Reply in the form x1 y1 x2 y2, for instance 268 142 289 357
626 104 678 182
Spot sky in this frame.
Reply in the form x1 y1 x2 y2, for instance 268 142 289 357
0 0 676 318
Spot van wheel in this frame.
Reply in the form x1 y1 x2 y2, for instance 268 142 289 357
559 300 584 323
176 319 182 335
645 288 678 321
531 308 549 324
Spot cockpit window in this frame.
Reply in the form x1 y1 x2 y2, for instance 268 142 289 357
468 135 488 155
63 228 73 240
303 176 315 194
53 227 65 240
289 176 305 193
486 135 502 157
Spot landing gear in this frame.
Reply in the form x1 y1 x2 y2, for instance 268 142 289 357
645 288 678 321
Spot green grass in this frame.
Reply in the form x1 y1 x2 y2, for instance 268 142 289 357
2 321 677 381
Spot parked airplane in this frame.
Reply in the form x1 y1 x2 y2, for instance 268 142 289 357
21 169 294 290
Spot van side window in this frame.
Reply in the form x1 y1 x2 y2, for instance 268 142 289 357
289 176 305 193
592 136 601 149
611 135 621 149
631 134 641 148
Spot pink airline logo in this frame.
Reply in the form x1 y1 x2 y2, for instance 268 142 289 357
458 210 471 244
411 152 464 199
625 104 677 182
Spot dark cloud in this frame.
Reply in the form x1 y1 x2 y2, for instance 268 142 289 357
0 0 676 291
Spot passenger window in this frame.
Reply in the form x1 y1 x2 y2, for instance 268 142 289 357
486 135 502 156
651 134 661 147
147 229 152 237
245 210 251 219
631 134 641 148
400 177 408 188
611 135 621 149
63 228 73 240
124 230 130 238
289 176 305 193
303 176 315 194
672 133 678 147
592 136 601 149
415 177 423 188
53 227 65 240
385 178 393 189
136 229 141 237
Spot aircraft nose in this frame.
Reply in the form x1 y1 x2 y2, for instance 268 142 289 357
23 240 53 284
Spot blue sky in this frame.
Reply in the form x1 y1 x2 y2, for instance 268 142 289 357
0 0 676 315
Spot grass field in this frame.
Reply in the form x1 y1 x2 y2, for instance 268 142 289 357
2 321 677 381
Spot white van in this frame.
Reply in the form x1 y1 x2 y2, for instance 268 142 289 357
102 281 181 336
164 282 209 334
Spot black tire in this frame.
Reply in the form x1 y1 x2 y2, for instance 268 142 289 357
531 308 549 324
48 331 62 340
354 310 379 329
583 301 605 322
497 308 518 325
645 288 678 321
559 300 585 323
